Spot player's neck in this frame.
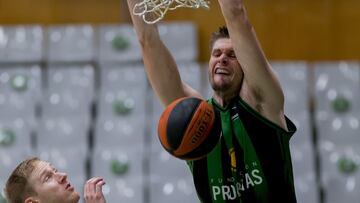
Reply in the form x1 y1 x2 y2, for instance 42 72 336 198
213 91 238 107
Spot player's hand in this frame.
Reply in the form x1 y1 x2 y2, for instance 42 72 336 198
217 0 246 21
84 177 107 203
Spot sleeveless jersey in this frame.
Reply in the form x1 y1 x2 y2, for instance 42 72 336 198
187 96 297 203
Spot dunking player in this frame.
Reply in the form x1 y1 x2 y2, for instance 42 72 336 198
127 0 297 202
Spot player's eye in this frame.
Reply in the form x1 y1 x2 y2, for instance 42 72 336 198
228 51 236 58
44 175 50 182
212 50 221 57
44 173 52 182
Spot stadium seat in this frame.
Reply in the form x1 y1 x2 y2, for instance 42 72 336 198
0 180 6 203
0 65 41 120
0 25 43 62
159 22 198 62
272 62 309 115
149 146 192 179
98 64 147 120
98 24 142 62
149 176 198 203
293 172 319 203
0 118 33 152
92 146 143 203
272 62 318 203
320 145 360 203
95 116 145 148
291 143 316 176
37 116 90 149
315 62 360 144
47 25 95 62
99 176 143 203
42 64 94 117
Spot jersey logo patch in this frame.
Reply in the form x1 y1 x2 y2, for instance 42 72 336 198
229 147 236 172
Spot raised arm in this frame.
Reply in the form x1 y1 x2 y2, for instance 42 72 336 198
218 0 287 129
126 0 202 105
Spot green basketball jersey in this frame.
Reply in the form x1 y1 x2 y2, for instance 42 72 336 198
187 96 297 203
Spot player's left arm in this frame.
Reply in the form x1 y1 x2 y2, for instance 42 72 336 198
218 0 287 130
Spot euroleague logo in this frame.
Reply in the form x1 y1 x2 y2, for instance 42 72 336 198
190 107 214 145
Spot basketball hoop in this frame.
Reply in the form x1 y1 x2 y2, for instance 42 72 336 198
133 0 210 24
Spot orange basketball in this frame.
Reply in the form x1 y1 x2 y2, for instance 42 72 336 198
158 97 220 160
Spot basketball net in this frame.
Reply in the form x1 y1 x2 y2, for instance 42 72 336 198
133 0 210 24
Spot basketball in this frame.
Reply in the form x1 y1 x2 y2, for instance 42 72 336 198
158 97 220 160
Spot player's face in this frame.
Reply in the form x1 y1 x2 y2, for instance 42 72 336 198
209 38 243 93
28 161 80 203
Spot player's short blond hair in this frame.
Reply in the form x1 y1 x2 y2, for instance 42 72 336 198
5 157 40 203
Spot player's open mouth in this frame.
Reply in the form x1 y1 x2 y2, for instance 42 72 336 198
66 183 71 190
215 67 230 75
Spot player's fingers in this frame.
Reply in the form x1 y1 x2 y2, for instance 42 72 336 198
84 177 94 197
85 177 103 197
95 179 106 195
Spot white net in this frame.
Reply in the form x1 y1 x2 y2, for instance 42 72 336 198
133 0 210 24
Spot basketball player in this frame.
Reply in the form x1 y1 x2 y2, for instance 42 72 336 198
127 0 297 202
4 157 106 203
